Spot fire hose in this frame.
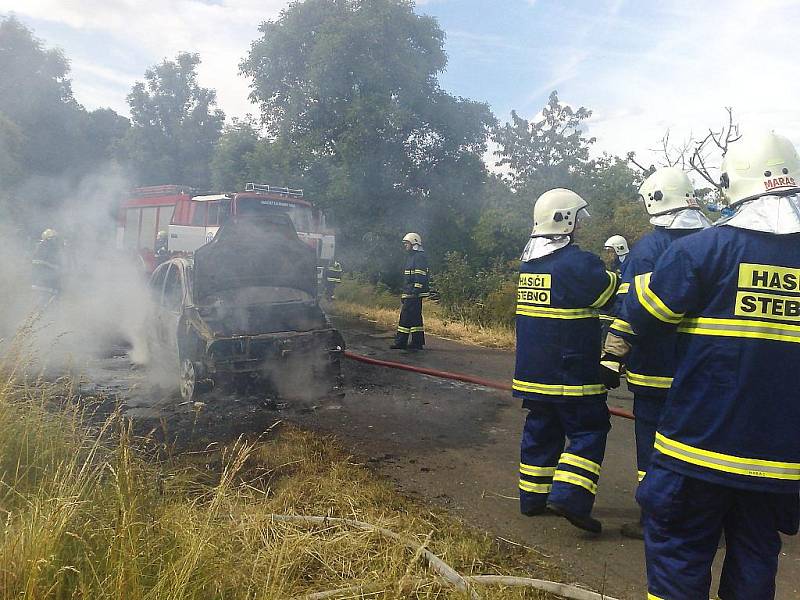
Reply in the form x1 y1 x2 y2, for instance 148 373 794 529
343 351 634 420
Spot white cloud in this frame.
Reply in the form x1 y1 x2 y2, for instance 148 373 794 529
1 0 292 117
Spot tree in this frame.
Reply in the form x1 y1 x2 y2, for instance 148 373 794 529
491 91 643 255
121 52 224 188
493 91 596 196
241 0 495 275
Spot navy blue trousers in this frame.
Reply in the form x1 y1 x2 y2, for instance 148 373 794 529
395 297 425 347
519 399 611 517
637 464 800 600
633 393 664 483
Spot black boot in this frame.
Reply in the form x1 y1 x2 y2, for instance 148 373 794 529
547 502 602 534
390 342 407 350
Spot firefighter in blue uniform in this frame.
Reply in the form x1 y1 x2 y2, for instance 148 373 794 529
391 233 429 350
622 132 800 599
514 189 618 533
599 235 630 339
325 260 343 300
600 167 711 539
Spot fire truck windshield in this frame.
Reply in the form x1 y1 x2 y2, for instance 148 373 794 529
236 197 313 232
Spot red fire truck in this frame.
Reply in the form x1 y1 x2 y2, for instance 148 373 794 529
117 183 335 271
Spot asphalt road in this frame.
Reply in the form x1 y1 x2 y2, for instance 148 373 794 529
288 315 800 600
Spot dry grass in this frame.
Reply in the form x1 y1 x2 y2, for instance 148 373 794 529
0 342 568 599
333 301 515 349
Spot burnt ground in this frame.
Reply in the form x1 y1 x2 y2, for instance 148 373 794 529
83 316 800 600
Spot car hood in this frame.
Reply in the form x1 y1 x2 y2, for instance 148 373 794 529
193 216 317 301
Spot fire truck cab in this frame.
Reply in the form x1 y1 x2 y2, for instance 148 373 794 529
168 184 335 264
117 185 193 271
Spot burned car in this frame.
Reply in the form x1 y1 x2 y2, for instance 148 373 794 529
148 214 344 401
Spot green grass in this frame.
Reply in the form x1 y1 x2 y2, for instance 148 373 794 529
0 340 568 599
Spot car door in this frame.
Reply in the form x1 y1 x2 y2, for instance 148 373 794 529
161 263 185 355
149 263 170 346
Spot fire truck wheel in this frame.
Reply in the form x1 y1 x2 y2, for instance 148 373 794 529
179 358 211 401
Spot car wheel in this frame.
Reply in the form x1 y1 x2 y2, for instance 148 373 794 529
179 358 198 401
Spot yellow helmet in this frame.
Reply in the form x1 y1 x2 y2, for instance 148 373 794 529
532 188 588 236
720 131 800 206
638 167 699 216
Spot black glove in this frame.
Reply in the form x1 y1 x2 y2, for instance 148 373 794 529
599 353 622 389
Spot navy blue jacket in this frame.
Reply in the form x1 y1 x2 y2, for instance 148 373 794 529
625 225 800 493
401 250 430 299
609 227 701 397
514 243 618 403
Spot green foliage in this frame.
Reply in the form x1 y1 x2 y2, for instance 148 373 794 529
331 275 398 310
240 0 496 274
0 17 131 229
431 252 515 327
121 52 224 188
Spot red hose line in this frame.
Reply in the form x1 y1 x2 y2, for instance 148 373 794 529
343 350 634 421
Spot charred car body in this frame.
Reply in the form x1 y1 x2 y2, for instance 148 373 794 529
148 214 344 401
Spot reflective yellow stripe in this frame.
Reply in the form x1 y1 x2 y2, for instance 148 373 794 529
559 453 601 476
654 433 800 480
637 470 646 482
678 316 800 344
404 270 412 275
519 479 552 493
599 314 615 322
520 463 556 477
590 271 618 308
409 326 424 333
513 379 605 397
625 370 673 389
610 318 634 335
418 292 430 298
635 272 684 324
616 282 630 295
397 326 411 333
414 283 423 288
648 594 665 600
516 306 596 319
412 269 428 275
553 470 597 494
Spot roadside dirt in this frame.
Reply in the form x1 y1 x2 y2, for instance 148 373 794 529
81 316 800 600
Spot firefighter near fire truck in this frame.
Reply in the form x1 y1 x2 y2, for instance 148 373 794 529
31 228 66 307
390 233 429 351
324 260 343 300
600 166 711 540
513 188 618 534
618 132 800 600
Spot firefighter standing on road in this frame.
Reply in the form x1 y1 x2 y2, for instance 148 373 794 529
621 132 800 599
154 230 170 266
514 189 618 534
599 167 711 540
391 233 429 350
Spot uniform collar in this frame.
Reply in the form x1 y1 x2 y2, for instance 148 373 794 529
718 194 800 234
649 208 711 230
520 236 570 261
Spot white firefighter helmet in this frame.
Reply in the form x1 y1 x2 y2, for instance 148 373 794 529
604 235 629 257
402 232 422 247
638 167 699 216
156 229 168 240
532 188 588 236
720 131 800 206
41 228 58 241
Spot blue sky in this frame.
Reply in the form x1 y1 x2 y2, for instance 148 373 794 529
3 0 799 168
